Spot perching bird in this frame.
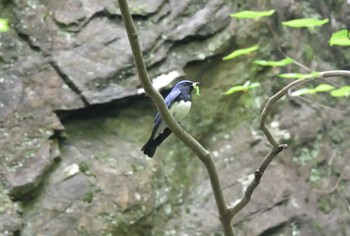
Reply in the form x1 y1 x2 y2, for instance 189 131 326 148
141 80 199 157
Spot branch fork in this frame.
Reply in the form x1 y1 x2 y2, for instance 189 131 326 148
117 1 350 235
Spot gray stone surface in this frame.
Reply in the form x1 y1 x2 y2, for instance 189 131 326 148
0 0 350 235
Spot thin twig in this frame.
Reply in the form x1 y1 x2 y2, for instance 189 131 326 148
260 70 350 147
259 75 316 147
227 144 286 218
117 0 234 235
314 164 350 194
337 188 350 212
320 70 350 78
228 69 350 218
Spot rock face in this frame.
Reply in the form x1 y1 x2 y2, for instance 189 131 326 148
9 0 231 106
1 0 350 235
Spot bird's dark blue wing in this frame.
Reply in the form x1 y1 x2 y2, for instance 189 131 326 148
153 89 181 127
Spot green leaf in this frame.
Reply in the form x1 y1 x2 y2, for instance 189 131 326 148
224 85 245 95
330 86 350 97
230 10 275 19
223 44 259 60
0 18 9 32
247 82 260 89
292 84 336 97
314 84 335 92
253 57 294 67
278 72 320 79
291 88 315 96
329 30 350 46
278 73 304 79
282 18 329 28
224 81 260 95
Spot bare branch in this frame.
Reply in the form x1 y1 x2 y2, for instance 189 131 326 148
118 0 350 231
228 69 350 218
315 164 349 194
259 70 350 147
320 70 350 78
227 145 286 218
117 0 234 235
259 75 316 147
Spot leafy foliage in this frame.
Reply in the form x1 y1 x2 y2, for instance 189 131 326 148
313 84 336 92
330 86 350 97
224 81 260 95
278 72 320 79
230 10 275 19
222 44 259 60
329 30 350 46
253 57 294 67
291 84 335 96
291 84 350 98
281 18 329 28
224 8 348 100
0 18 9 32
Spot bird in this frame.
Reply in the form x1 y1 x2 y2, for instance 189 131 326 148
141 80 200 157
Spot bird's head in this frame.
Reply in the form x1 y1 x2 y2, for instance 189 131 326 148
174 80 200 94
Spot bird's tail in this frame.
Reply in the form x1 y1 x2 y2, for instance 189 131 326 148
141 128 172 157
141 138 158 158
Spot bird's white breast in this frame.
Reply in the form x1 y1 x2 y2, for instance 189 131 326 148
155 100 191 136
170 100 192 122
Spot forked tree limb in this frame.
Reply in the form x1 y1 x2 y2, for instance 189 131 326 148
227 70 350 218
117 0 234 235
117 0 350 233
